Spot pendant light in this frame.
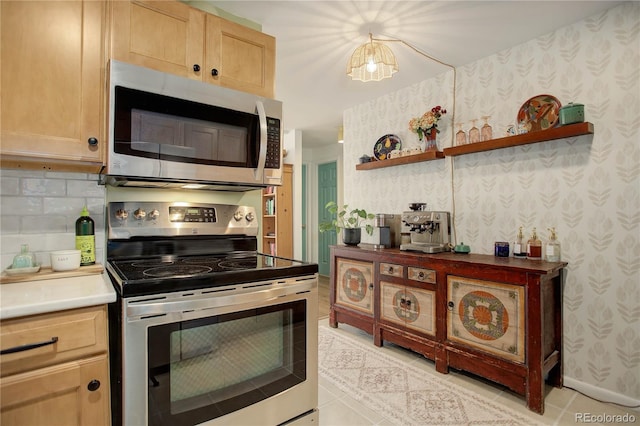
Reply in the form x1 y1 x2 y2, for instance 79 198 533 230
347 33 398 82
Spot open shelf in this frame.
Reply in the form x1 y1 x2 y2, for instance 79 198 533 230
443 122 594 157
355 150 445 170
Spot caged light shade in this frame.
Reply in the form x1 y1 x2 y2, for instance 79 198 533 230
347 33 398 82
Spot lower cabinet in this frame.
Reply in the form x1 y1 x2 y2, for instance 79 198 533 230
380 281 436 336
330 256 375 334
0 305 111 425
329 245 566 415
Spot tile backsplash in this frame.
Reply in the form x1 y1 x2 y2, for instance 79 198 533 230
0 169 106 269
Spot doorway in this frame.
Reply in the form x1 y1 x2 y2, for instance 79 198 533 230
317 161 337 276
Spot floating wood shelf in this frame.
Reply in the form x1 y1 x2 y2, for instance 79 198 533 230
355 150 445 170
443 122 594 157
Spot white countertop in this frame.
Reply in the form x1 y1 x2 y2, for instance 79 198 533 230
0 273 117 320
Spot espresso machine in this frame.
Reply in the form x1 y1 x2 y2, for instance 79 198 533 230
399 207 451 253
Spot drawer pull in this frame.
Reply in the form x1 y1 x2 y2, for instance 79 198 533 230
0 336 58 355
87 379 101 392
418 271 425 279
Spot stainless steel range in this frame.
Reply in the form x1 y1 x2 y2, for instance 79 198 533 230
105 202 319 426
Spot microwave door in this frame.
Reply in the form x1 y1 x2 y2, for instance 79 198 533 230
255 100 267 181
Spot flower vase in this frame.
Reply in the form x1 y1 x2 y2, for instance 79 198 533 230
425 128 437 151
417 136 427 152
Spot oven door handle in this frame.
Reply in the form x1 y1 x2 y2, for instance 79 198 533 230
254 100 267 181
126 279 314 318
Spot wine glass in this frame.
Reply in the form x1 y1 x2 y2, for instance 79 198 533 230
481 116 493 141
468 120 480 143
455 123 467 146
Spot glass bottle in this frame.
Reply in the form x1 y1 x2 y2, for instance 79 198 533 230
545 227 561 262
455 122 467 146
514 226 527 258
12 244 36 269
76 206 96 266
468 119 480 143
527 227 542 260
481 116 493 141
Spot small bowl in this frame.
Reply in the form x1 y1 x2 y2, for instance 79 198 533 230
50 250 81 271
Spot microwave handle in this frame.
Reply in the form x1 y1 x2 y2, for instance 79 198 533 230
255 100 267 180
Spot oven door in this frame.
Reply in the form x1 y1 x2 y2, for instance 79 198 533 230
121 276 318 426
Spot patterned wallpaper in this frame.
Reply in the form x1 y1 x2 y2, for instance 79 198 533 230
343 2 639 403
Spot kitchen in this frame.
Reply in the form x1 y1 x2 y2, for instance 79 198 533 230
1 1 639 425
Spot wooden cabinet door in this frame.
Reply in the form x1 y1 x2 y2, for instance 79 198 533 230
447 275 525 363
1 354 110 426
111 0 205 79
380 282 436 336
205 15 275 98
335 258 374 315
0 0 105 170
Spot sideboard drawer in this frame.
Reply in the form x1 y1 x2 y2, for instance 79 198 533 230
408 267 436 284
380 263 403 277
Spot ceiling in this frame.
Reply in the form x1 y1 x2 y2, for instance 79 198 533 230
206 1 621 148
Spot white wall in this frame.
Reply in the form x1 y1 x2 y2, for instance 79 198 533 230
303 142 343 264
342 2 639 406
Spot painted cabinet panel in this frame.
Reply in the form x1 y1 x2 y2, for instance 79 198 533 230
380 281 436 336
447 276 525 363
335 258 374 315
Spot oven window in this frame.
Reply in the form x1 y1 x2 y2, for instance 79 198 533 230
147 300 307 426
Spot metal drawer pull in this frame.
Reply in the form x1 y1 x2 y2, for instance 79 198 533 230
0 336 58 355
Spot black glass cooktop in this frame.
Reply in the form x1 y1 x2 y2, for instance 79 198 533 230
107 253 317 297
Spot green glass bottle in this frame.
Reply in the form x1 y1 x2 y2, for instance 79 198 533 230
76 206 95 266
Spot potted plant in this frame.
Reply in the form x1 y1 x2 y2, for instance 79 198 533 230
319 201 375 246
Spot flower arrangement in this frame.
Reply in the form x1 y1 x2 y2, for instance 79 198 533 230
409 105 447 139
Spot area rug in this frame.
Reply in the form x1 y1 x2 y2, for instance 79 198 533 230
318 325 545 426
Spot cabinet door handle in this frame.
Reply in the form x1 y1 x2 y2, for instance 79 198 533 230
368 283 374 289
87 379 101 392
211 68 219 77
193 64 201 72
87 137 98 146
447 301 455 310
0 336 58 355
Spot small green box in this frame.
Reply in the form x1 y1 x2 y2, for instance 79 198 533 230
559 103 584 125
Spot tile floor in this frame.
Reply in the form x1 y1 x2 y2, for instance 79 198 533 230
316 276 638 426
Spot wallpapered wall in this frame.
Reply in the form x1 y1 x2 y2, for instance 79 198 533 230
343 2 639 403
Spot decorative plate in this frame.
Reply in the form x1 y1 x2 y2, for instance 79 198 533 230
517 94 561 132
373 134 402 161
4 264 41 275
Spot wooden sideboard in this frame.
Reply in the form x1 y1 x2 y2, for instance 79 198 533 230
329 244 567 415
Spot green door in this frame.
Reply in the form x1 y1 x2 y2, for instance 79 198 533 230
318 161 337 276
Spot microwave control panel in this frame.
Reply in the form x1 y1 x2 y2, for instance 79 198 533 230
265 117 281 169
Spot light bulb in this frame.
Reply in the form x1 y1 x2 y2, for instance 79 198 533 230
366 58 377 73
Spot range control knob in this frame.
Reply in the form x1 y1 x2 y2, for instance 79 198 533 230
233 211 244 222
133 208 146 220
115 209 128 220
245 212 255 222
148 209 160 220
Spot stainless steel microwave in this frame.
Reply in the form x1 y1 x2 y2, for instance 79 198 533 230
104 60 283 191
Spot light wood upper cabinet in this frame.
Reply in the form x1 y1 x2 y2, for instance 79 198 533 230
110 0 205 79
0 0 106 172
205 16 275 98
111 0 275 98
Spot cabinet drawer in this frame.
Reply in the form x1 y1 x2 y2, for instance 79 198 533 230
379 263 403 277
0 305 108 377
408 267 436 284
